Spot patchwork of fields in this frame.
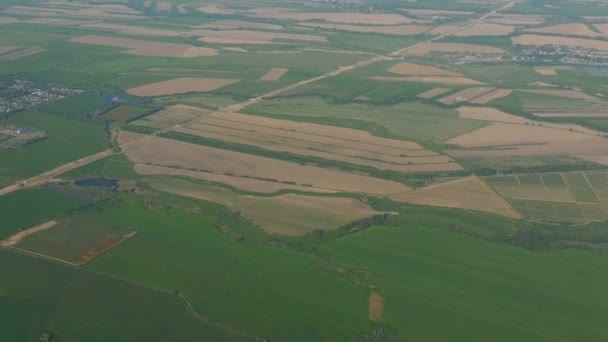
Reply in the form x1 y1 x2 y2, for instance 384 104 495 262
487 172 608 223
3 0 608 340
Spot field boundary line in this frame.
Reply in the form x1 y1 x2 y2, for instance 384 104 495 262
582 172 604 204
177 293 268 342
478 176 523 219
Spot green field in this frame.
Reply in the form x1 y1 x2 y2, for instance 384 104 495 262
0 187 91 239
0 111 107 186
323 224 608 341
0 249 248 342
246 96 486 142
487 172 608 223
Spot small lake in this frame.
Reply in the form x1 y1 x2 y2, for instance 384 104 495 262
74 177 120 191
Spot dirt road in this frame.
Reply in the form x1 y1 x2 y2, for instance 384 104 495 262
0 149 113 197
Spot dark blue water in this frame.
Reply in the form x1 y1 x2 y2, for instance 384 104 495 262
74 177 120 191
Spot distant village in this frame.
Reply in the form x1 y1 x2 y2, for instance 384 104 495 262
514 45 608 66
0 78 82 116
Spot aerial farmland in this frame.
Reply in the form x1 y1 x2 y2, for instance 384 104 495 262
2 0 608 340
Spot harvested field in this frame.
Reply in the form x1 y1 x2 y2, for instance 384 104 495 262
457 107 528 124
194 29 327 43
260 68 288 81
388 62 462 77
528 82 558 87
534 67 557 76
368 291 384 322
512 34 608 51
299 23 431 36
0 17 19 24
534 112 608 118
486 14 544 26
406 9 473 16
426 25 461 36
438 87 510 105
193 112 427 152
446 122 608 162
156 1 171 12
519 89 599 101
417 87 451 99
148 178 382 236
447 122 595 147
452 23 515 37
131 105 209 128
470 88 512 104
126 78 240 97
173 124 459 172
527 23 601 38
134 164 338 194
120 132 412 195
0 47 45 60
392 176 521 219
372 76 483 85
196 20 282 30
0 221 57 247
199 37 284 45
222 47 248 52
197 5 233 15
2 5 144 20
78 23 185 37
0 46 18 55
70 35 218 57
403 42 505 56
250 12 418 25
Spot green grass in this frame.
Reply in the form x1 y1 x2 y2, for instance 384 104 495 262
554 202 585 222
246 96 485 143
563 173 599 203
85 195 372 341
0 111 107 186
0 249 247 342
527 200 559 221
0 187 87 239
15 216 131 263
104 105 151 122
517 174 543 186
541 173 567 187
58 154 137 180
39 91 105 121
322 224 608 341
486 175 518 187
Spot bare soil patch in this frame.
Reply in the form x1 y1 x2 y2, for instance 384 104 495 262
299 22 430 36
0 46 18 55
534 67 557 75
417 87 452 99
389 62 462 77
513 34 608 51
127 77 239 97
368 291 384 322
404 42 505 56
457 106 528 124
372 76 483 85
0 47 45 60
528 23 602 38
0 17 19 24
470 88 512 104
392 177 521 219
439 87 497 105
260 68 288 81
149 179 383 236
520 89 599 100
452 23 515 37
120 132 411 195
193 29 327 43
1 221 57 247
70 35 218 57
197 5 233 15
